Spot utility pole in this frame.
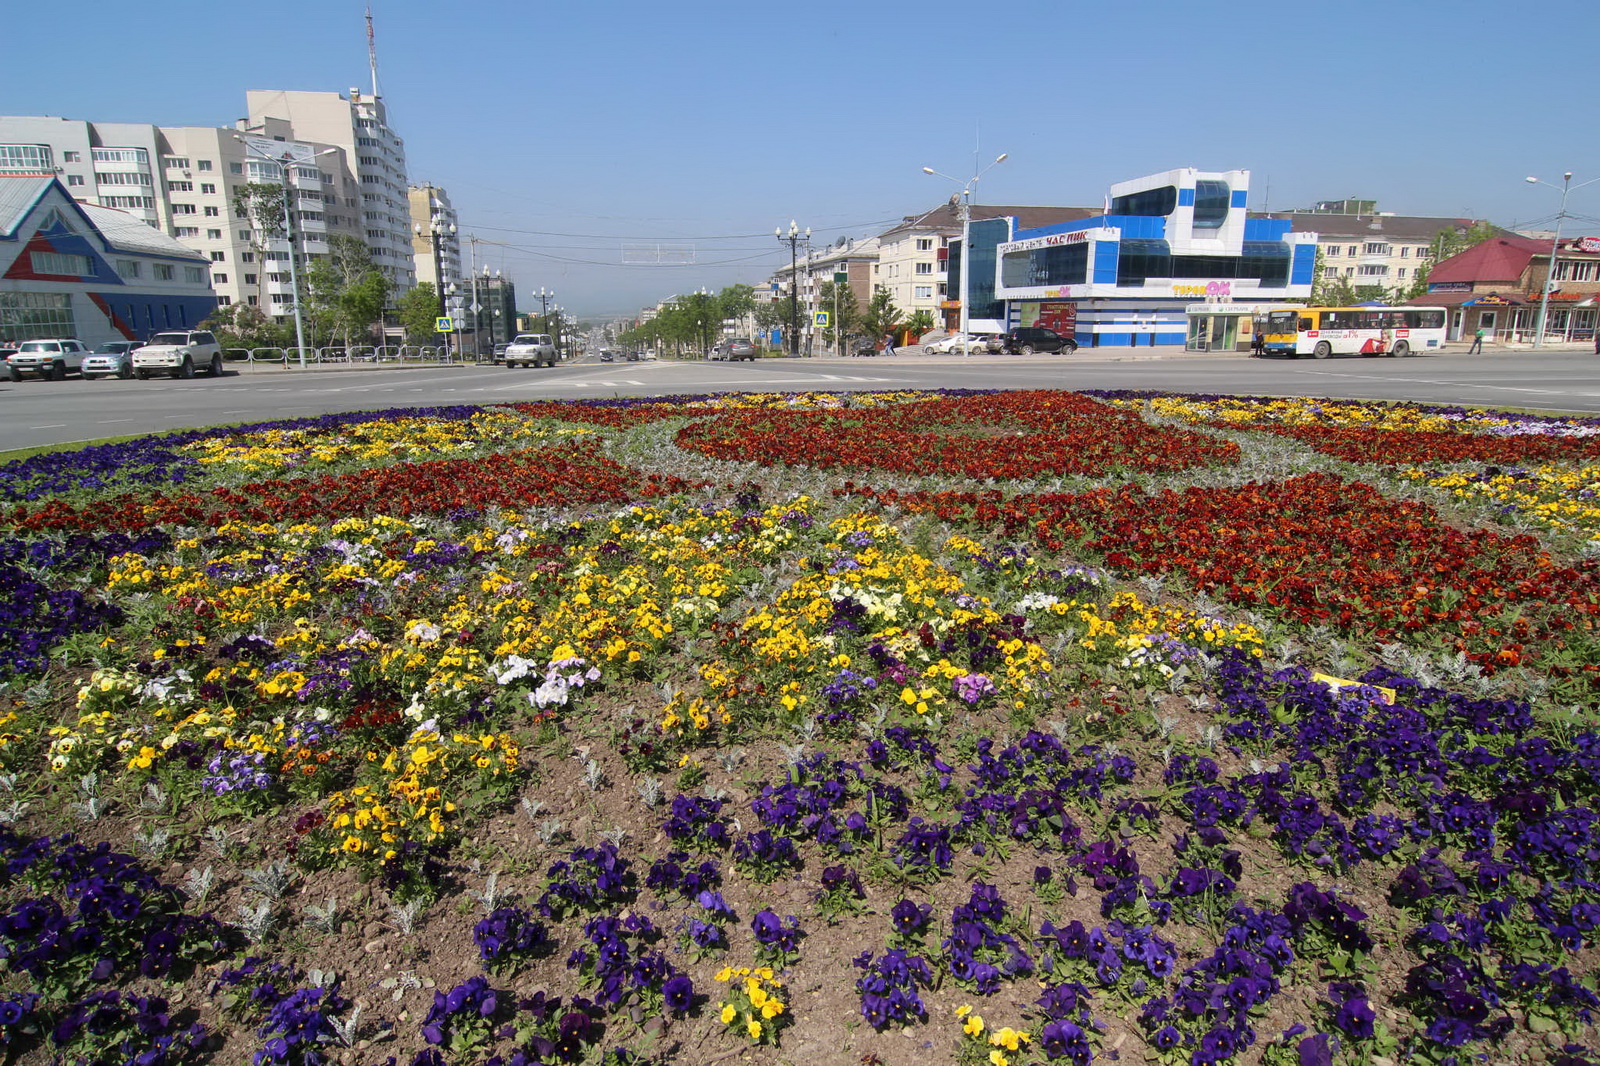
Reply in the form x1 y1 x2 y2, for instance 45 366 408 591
1525 172 1598 348
776 220 808 357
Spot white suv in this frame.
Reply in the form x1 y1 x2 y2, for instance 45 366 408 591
6 339 90 381
132 330 222 379
503 333 557 368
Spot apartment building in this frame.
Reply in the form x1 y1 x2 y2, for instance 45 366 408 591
1258 207 1502 298
407 184 462 290
0 97 407 323
245 89 415 291
769 236 879 353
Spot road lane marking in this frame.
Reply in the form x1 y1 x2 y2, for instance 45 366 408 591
96 419 134 424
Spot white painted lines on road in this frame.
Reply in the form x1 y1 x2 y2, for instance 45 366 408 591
30 424 67 429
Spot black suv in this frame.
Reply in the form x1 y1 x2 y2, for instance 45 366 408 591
1002 326 1078 354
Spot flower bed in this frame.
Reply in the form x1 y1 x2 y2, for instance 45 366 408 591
0 390 1596 1066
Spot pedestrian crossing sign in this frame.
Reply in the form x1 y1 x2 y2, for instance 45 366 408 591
435 316 454 332
814 311 830 327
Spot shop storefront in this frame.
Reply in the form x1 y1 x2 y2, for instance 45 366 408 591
1183 303 1297 352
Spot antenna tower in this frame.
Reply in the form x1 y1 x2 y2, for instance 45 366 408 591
366 5 381 99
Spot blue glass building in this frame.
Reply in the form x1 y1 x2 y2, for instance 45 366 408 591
984 168 1317 347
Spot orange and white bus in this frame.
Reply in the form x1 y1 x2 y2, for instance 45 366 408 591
1260 306 1447 358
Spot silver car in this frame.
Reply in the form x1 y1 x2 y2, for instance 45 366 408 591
82 341 141 380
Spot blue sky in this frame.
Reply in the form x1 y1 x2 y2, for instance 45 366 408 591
9 0 1596 317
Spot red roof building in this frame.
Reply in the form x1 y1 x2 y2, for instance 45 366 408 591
1417 235 1599 344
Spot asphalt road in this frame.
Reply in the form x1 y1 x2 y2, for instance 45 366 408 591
3 349 1598 453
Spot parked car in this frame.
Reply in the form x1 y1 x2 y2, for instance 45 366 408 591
923 332 989 355
82 341 142 380
503 333 557 368
6 338 90 380
724 338 758 361
706 343 727 361
1002 326 1078 354
133 330 222 378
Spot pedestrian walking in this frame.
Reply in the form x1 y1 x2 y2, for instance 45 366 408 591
884 332 897 356
1593 332 1599 355
1467 326 1485 354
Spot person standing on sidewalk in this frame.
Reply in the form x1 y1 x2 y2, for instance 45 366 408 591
1468 326 1485 354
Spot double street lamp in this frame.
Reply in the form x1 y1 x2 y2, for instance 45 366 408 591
413 205 456 354
923 153 1007 355
1525 172 1600 349
775 220 809 357
532 287 554 335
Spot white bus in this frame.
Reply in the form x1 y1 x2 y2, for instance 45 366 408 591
1261 306 1448 358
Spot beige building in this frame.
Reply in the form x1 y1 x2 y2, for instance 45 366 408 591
1258 208 1504 301
769 236 879 353
407 184 461 291
244 89 415 291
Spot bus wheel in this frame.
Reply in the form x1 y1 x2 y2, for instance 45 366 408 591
1313 341 1332 360
1392 341 1410 358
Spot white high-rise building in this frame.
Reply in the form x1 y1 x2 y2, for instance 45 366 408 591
245 89 414 291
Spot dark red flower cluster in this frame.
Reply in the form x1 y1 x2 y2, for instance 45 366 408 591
1252 426 1600 466
9 443 693 534
677 392 1238 478
508 401 697 427
843 472 1600 679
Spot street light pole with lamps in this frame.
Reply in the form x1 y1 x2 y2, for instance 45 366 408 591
1525 172 1600 349
413 204 456 356
922 153 1008 356
532 287 553 335
775 221 809 357
232 136 338 369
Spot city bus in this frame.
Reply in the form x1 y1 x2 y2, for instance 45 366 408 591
1260 306 1448 358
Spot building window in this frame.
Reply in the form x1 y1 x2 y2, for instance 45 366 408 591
173 226 200 237
154 264 174 281
916 238 933 251
104 195 156 210
201 183 216 194
216 296 231 306
92 147 149 164
1397 268 1408 279
116 259 141 279
171 203 196 215
1343 267 1354 276
203 206 219 217
1324 266 1338 278
247 296 258 306
167 180 192 192
914 262 933 275
1363 242 1389 255
0 291 75 340
241 252 255 263
1192 180 1231 228
271 293 293 304
206 229 221 239
229 162 243 174
196 159 213 171
62 151 81 163
67 174 84 186
1358 264 1389 276
95 172 152 186
30 251 92 276
1399 246 1410 258
1326 245 1339 257
209 251 225 262
244 274 257 285
913 285 933 299
212 273 227 284
184 266 208 284
1555 260 1596 282
1346 246 1357 256
162 157 189 169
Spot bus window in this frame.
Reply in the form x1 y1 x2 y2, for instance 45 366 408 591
1299 317 1314 331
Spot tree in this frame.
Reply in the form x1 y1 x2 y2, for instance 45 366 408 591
859 288 904 348
303 235 389 349
397 283 442 344
232 183 288 310
752 300 789 347
200 303 291 353
904 309 936 340
1405 220 1498 301
718 283 756 323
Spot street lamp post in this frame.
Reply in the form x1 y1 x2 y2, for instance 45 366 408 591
413 205 456 356
1525 172 1599 349
923 153 1008 356
775 220 809 357
232 136 337 369
532 287 553 336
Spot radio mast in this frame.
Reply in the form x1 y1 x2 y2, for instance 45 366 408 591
366 5 381 99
